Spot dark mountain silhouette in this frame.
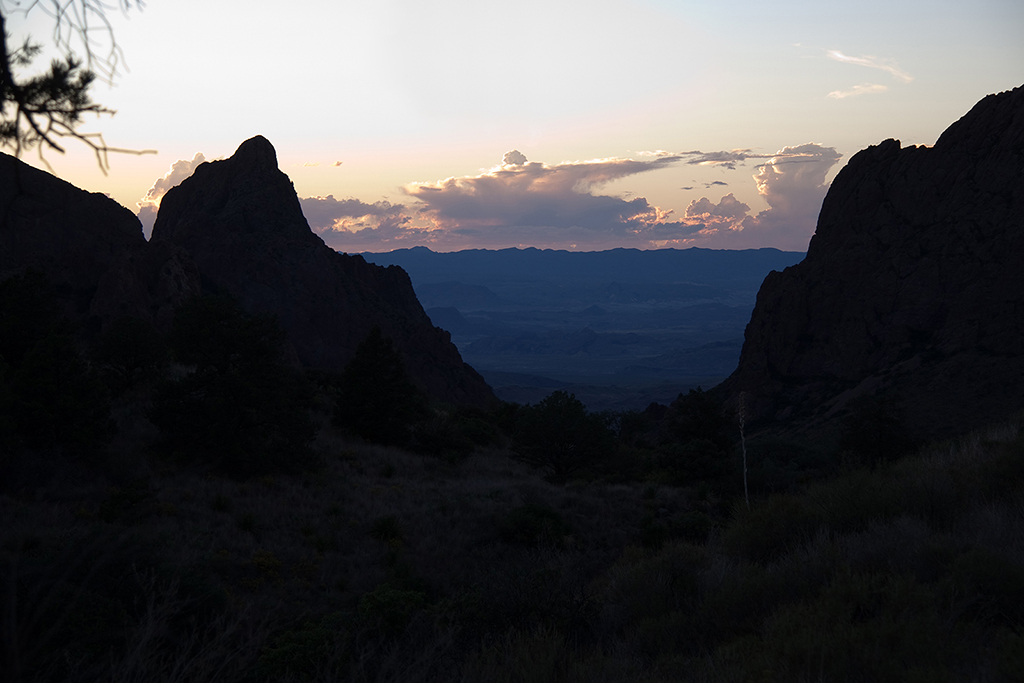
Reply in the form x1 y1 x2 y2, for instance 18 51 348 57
719 84 1024 440
1 138 493 407
0 152 200 330
149 136 493 406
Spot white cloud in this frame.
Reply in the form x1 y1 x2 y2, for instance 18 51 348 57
827 50 913 83
676 144 843 251
828 83 889 99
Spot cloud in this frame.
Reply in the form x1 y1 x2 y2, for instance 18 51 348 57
502 150 528 166
316 145 842 252
684 193 750 221
828 83 888 99
304 162 320 167
333 161 343 167
136 152 206 238
827 50 913 83
676 148 826 171
397 153 697 248
677 143 842 251
298 195 410 234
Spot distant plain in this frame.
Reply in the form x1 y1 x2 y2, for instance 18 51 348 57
362 247 804 410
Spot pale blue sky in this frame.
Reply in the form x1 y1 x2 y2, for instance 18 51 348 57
7 0 1023 251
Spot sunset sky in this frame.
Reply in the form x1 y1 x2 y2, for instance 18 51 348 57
7 0 1023 252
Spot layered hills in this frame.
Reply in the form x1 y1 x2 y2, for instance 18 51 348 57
720 84 1024 440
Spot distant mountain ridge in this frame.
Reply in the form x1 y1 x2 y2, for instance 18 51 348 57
364 246 804 290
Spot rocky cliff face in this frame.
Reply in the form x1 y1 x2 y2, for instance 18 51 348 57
150 136 494 406
0 152 200 330
720 85 1024 440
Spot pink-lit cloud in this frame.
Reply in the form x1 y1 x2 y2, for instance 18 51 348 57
315 145 843 252
137 153 207 238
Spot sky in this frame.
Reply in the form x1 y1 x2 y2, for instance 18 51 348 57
6 0 1023 252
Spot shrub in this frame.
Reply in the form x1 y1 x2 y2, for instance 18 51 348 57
511 391 615 484
257 612 349 683
333 326 429 446
839 394 916 466
151 295 316 477
357 584 428 637
497 504 572 547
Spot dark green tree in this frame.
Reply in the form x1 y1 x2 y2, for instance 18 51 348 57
511 390 615 484
657 387 735 486
151 295 315 477
333 326 429 445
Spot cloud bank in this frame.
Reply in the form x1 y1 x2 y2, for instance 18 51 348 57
316 145 842 252
297 195 418 246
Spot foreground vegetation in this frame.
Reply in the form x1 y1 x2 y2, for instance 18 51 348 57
2 273 1023 681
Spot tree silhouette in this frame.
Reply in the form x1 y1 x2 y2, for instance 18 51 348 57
511 391 615 484
0 1 153 168
152 296 315 477
333 326 429 445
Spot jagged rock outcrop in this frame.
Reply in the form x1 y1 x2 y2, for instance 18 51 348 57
0 152 200 330
719 85 1024 440
150 136 494 406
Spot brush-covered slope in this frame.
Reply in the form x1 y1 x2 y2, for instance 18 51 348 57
150 136 493 406
720 85 1024 440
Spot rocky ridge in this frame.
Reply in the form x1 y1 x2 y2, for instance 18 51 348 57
1 138 493 407
0 152 199 330
719 85 1024 440
151 136 493 406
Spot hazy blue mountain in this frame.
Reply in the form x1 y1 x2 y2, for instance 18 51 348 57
362 247 804 410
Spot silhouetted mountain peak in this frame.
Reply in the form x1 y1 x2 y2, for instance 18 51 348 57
721 84 1024 440
231 135 278 170
152 136 495 406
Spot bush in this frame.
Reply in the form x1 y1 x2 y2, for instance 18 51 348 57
511 391 615 484
497 504 572 547
840 394 916 466
151 295 316 477
333 326 429 446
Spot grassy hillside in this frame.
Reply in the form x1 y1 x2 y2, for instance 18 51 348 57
3 400 1022 681
2 275 1022 681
